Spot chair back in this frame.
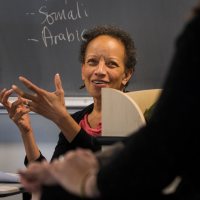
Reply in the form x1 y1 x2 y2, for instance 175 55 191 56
99 88 162 147
102 88 146 137
126 89 162 114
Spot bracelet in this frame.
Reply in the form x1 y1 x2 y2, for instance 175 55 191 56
80 170 92 198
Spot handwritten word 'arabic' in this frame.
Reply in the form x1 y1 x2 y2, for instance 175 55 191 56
42 26 87 47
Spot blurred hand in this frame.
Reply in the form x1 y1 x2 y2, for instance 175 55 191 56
19 161 56 193
19 149 99 197
48 148 99 196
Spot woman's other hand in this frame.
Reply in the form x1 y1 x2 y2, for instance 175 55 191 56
0 88 31 134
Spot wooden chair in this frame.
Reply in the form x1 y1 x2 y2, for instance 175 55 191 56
97 88 162 146
101 88 145 138
126 89 162 114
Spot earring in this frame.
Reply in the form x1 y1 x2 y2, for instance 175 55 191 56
79 83 85 89
123 81 129 93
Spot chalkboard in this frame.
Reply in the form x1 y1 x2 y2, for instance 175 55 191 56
0 0 197 97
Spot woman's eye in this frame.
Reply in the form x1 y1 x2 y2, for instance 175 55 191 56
87 59 98 66
106 61 118 68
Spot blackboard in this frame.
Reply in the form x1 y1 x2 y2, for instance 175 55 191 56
0 0 197 97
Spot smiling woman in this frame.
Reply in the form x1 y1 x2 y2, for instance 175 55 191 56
0 25 137 200
81 35 133 99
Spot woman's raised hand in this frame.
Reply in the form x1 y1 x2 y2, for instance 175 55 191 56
12 73 68 124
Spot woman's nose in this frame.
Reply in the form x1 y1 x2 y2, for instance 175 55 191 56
95 59 106 75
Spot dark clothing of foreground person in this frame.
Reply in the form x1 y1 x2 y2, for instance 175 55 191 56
97 13 200 200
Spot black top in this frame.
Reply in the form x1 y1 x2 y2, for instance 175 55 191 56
51 103 101 160
24 103 101 166
97 14 200 200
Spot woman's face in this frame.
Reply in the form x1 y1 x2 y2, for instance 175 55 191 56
82 35 132 99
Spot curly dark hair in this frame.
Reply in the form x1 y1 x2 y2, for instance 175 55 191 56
79 25 137 73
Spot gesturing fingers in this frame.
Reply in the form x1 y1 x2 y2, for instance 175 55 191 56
54 74 65 107
19 76 44 95
9 99 30 121
54 73 63 91
0 88 7 102
0 88 13 109
12 76 45 101
11 84 35 101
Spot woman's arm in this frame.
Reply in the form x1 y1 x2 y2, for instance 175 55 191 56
12 74 82 142
0 88 40 162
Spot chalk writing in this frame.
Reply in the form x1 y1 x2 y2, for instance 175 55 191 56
42 26 86 47
25 12 36 15
27 0 89 47
39 1 88 25
27 38 39 42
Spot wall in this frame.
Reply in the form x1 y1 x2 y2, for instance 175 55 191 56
0 0 197 96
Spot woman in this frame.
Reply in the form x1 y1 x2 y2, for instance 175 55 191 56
0 25 136 199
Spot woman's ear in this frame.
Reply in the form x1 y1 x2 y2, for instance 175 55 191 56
122 69 133 86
